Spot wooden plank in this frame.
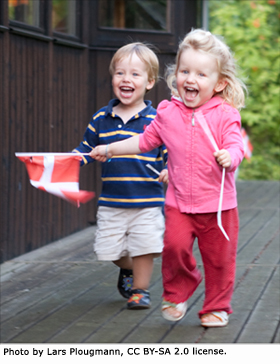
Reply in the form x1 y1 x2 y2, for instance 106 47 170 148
1 262 76 320
48 263 163 343
236 267 279 343
0 29 10 263
125 280 206 344
197 266 278 343
1 227 97 303
237 210 279 265
0 182 279 345
1 262 115 343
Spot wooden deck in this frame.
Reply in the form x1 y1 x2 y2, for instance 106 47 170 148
1 181 279 345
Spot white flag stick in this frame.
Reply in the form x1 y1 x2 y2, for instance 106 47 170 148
195 111 229 241
217 168 230 240
146 163 161 176
15 152 90 157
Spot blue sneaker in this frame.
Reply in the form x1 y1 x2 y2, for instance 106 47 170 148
117 268 133 298
127 289 150 309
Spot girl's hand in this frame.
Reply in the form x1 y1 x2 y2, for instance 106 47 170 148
158 169 169 184
90 145 111 162
213 149 231 168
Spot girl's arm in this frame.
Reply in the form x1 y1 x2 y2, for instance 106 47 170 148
213 149 231 168
90 135 141 162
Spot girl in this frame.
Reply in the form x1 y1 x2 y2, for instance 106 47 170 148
90 29 247 327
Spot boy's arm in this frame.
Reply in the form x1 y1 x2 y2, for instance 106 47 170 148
90 135 141 161
73 115 100 166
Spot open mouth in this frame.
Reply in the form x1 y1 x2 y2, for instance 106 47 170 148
185 87 198 100
120 86 134 94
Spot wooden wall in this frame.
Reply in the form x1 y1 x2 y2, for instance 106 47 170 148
0 0 198 263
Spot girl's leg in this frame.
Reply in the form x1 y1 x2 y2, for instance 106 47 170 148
197 208 239 317
162 205 202 304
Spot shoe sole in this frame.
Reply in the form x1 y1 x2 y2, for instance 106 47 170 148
201 322 228 327
118 289 132 299
127 304 150 310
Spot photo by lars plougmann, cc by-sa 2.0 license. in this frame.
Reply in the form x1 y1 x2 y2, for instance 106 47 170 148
3 346 227 357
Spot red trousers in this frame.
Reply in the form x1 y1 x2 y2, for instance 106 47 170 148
162 205 239 316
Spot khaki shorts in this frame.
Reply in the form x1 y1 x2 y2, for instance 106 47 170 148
94 206 165 261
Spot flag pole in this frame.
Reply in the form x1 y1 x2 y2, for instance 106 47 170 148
15 152 90 157
195 111 230 241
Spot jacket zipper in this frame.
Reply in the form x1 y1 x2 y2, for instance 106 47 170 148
191 110 195 126
190 110 195 212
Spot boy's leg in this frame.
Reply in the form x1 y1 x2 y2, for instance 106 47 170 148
95 206 134 298
113 256 133 298
125 253 158 309
126 207 164 309
113 256 133 270
128 206 164 289
132 253 158 290
162 205 202 304
197 208 239 318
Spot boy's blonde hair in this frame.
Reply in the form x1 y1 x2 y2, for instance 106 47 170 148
166 29 247 110
109 42 159 85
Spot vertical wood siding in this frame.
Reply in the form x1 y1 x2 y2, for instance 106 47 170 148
0 33 175 263
0 0 199 263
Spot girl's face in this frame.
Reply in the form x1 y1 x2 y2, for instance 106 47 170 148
112 53 154 108
176 48 227 109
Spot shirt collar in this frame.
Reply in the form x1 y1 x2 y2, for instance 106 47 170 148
105 99 152 117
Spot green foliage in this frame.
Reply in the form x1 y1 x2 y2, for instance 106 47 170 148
209 0 280 180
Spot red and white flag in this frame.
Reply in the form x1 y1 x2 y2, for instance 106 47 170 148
241 128 253 160
16 153 95 207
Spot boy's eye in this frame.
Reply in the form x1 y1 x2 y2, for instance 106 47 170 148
199 73 205 77
133 73 139 76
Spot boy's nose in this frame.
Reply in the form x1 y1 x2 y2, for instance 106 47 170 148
122 73 130 81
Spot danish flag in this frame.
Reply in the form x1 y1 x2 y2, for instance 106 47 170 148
16 153 95 207
241 128 253 160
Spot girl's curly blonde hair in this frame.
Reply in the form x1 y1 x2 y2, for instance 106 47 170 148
166 29 247 110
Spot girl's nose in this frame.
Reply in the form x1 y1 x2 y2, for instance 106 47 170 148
186 73 195 83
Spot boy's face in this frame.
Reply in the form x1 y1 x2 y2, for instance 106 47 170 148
176 48 227 109
112 53 155 108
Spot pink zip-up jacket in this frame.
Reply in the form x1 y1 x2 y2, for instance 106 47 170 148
139 96 244 214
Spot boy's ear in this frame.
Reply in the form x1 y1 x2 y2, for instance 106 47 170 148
214 78 228 93
146 79 155 91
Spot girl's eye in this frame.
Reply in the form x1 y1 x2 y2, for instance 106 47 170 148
133 73 139 76
199 73 205 77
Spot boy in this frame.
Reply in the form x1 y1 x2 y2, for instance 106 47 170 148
73 43 168 309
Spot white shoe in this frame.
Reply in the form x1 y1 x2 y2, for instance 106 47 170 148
162 300 188 321
200 311 229 327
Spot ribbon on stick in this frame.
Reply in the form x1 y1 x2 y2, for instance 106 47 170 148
195 112 230 241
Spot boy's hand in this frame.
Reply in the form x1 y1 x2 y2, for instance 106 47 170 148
90 145 111 162
213 149 231 168
159 169 169 184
